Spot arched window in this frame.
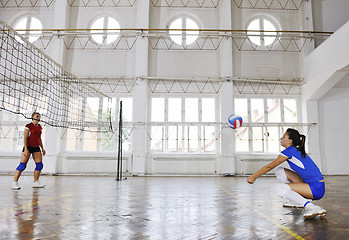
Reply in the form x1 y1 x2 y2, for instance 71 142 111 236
14 16 42 43
247 17 278 47
169 17 200 46
90 17 120 45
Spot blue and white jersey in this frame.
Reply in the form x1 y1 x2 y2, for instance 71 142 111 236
280 146 323 183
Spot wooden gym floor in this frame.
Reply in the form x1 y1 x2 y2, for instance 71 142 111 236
0 175 348 240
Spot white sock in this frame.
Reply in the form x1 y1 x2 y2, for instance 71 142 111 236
274 183 309 207
275 167 291 183
304 202 315 208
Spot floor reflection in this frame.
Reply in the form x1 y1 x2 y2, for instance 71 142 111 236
13 190 39 239
0 176 348 239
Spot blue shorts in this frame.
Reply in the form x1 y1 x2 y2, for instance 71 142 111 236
308 181 325 200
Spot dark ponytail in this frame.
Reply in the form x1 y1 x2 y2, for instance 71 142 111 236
286 128 307 158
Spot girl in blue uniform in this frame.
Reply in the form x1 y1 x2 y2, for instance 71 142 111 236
247 128 326 218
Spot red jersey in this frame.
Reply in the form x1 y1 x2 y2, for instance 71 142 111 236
25 122 42 147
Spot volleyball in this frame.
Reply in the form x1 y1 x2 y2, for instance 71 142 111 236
228 114 243 129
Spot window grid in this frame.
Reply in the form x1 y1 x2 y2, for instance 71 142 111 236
169 17 200 46
65 96 132 152
150 96 217 153
235 97 300 153
14 15 43 43
247 17 278 47
0 110 46 152
90 16 120 45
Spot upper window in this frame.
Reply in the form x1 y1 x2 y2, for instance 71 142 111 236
14 16 42 43
90 17 120 45
169 17 199 46
247 17 278 47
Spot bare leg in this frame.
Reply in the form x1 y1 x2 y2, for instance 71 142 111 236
14 170 22 182
287 183 313 199
283 168 313 199
14 152 30 182
34 171 41 182
32 152 43 182
284 168 304 183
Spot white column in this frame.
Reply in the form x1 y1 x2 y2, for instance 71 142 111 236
219 0 233 78
131 0 150 175
218 0 235 175
43 0 69 174
303 0 315 55
219 82 235 175
50 0 69 65
304 100 323 173
132 81 148 175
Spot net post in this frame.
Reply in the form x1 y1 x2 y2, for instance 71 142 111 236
116 101 123 181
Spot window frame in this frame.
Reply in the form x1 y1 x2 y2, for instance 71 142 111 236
13 14 43 43
64 95 132 153
0 109 46 153
89 16 121 45
246 15 281 47
149 95 218 153
234 95 301 153
168 15 201 47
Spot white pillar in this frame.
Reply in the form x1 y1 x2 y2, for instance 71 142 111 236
303 0 315 56
50 0 69 65
218 0 235 175
305 100 324 173
131 0 150 175
219 82 235 175
132 81 148 175
43 0 69 174
219 0 233 78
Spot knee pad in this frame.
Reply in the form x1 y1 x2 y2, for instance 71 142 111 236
274 183 291 198
275 167 290 183
35 162 43 171
16 162 27 171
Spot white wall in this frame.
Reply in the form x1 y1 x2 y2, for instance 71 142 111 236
66 6 139 78
232 6 305 79
303 20 349 175
321 0 349 33
149 5 220 78
319 88 349 174
303 21 349 101
311 0 349 47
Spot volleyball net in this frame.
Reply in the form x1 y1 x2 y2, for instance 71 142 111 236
0 19 112 133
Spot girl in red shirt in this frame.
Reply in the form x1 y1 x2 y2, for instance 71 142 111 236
12 112 46 189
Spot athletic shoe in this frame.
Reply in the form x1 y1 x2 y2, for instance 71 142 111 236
32 181 45 188
317 207 327 218
283 201 304 208
12 182 21 190
303 204 327 218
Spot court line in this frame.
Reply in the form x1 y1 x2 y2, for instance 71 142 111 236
7 193 74 212
217 184 305 240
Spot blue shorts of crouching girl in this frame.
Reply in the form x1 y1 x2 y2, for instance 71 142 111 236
308 181 325 200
